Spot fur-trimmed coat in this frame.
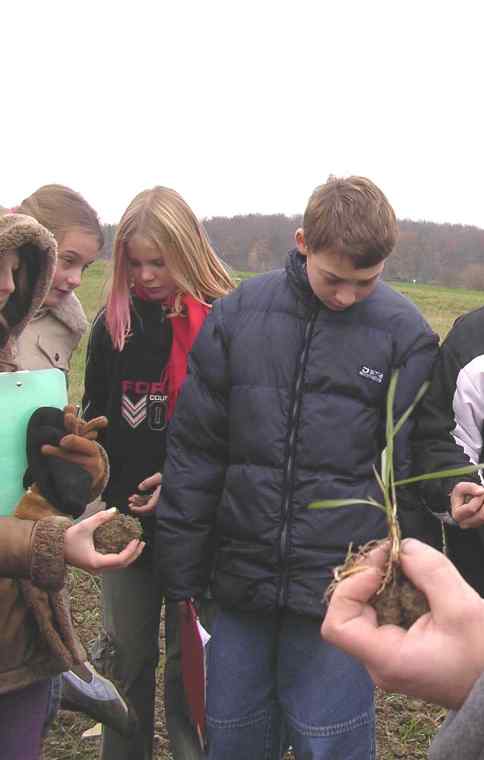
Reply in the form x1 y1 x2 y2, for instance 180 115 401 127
0 213 106 695
16 292 88 372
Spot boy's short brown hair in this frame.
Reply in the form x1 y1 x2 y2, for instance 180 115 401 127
303 176 398 268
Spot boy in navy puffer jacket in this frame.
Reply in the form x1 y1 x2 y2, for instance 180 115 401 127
156 176 439 760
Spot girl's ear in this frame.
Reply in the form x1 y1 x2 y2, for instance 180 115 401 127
295 228 308 256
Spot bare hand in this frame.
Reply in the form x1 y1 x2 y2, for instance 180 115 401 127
451 481 484 528
321 539 484 709
128 472 161 515
64 508 145 572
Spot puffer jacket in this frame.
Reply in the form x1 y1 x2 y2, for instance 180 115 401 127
156 250 439 618
0 213 97 694
16 292 88 372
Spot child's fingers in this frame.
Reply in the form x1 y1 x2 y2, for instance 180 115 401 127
459 508 484 529
453 499 484 524
452 482 484 502
129 501 156 514
97 540 146 569
137 473 161 491
81 507 118 531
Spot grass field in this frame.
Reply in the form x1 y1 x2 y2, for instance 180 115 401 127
44 262 483 759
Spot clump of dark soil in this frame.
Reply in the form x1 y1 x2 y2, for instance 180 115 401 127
93 513 143 554
327 539 429 629
372 564 429 627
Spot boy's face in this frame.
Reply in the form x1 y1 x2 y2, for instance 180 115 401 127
295 229 384 311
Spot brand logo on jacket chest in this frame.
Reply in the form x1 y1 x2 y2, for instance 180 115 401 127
121 380 168 430
359 365 384 384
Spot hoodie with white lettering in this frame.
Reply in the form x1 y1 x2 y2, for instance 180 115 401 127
83 297 172 556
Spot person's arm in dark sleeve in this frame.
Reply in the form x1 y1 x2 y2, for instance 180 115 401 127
412 334 483 519
155 301 230 601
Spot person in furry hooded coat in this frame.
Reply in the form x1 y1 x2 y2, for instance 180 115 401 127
0 212 144 759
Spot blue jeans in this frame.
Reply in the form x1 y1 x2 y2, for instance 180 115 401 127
206 609 375 760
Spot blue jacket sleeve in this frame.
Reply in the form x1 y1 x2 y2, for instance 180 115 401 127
155 300 230 600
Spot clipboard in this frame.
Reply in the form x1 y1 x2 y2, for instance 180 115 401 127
0 368 68 516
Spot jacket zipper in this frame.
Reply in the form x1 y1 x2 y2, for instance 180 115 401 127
277 308 318 607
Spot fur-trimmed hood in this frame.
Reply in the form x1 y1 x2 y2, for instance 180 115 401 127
32 292 88 341
0 213 57 369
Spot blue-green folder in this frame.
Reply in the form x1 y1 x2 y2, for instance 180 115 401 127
0 368 68 516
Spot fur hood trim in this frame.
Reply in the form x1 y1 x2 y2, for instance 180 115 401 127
33 292 88 340
0 213 57 340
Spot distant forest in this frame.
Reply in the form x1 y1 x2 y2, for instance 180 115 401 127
102 214 484 288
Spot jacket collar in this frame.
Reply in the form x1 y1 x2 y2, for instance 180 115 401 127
285 248 319 307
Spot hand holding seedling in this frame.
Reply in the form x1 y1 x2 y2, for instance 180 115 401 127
450 482 484 528
321 539 484 709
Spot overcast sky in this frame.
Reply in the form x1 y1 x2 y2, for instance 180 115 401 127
2 1 483 228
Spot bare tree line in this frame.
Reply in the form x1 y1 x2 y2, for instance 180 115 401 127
103 214 484 288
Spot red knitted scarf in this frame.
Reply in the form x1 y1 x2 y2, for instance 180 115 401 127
133 287 210 419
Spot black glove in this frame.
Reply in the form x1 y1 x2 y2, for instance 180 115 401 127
23 407 91 519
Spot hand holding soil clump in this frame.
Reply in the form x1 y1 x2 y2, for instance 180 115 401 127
94 512 143 554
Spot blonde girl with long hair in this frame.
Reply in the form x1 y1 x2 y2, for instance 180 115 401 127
82 186 233 760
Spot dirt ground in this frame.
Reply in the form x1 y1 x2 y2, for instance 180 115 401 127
42 569 445 759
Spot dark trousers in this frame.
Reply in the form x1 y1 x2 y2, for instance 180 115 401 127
100 565 215 760
0 679 51 760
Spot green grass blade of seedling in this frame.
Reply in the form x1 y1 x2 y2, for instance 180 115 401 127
308 498 386 512
395 463 484 487
393 380 430 438
373 465 386 498
383 371 399 514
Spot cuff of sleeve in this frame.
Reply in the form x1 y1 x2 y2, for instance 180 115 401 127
89 443 110 501
30 515 73 590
